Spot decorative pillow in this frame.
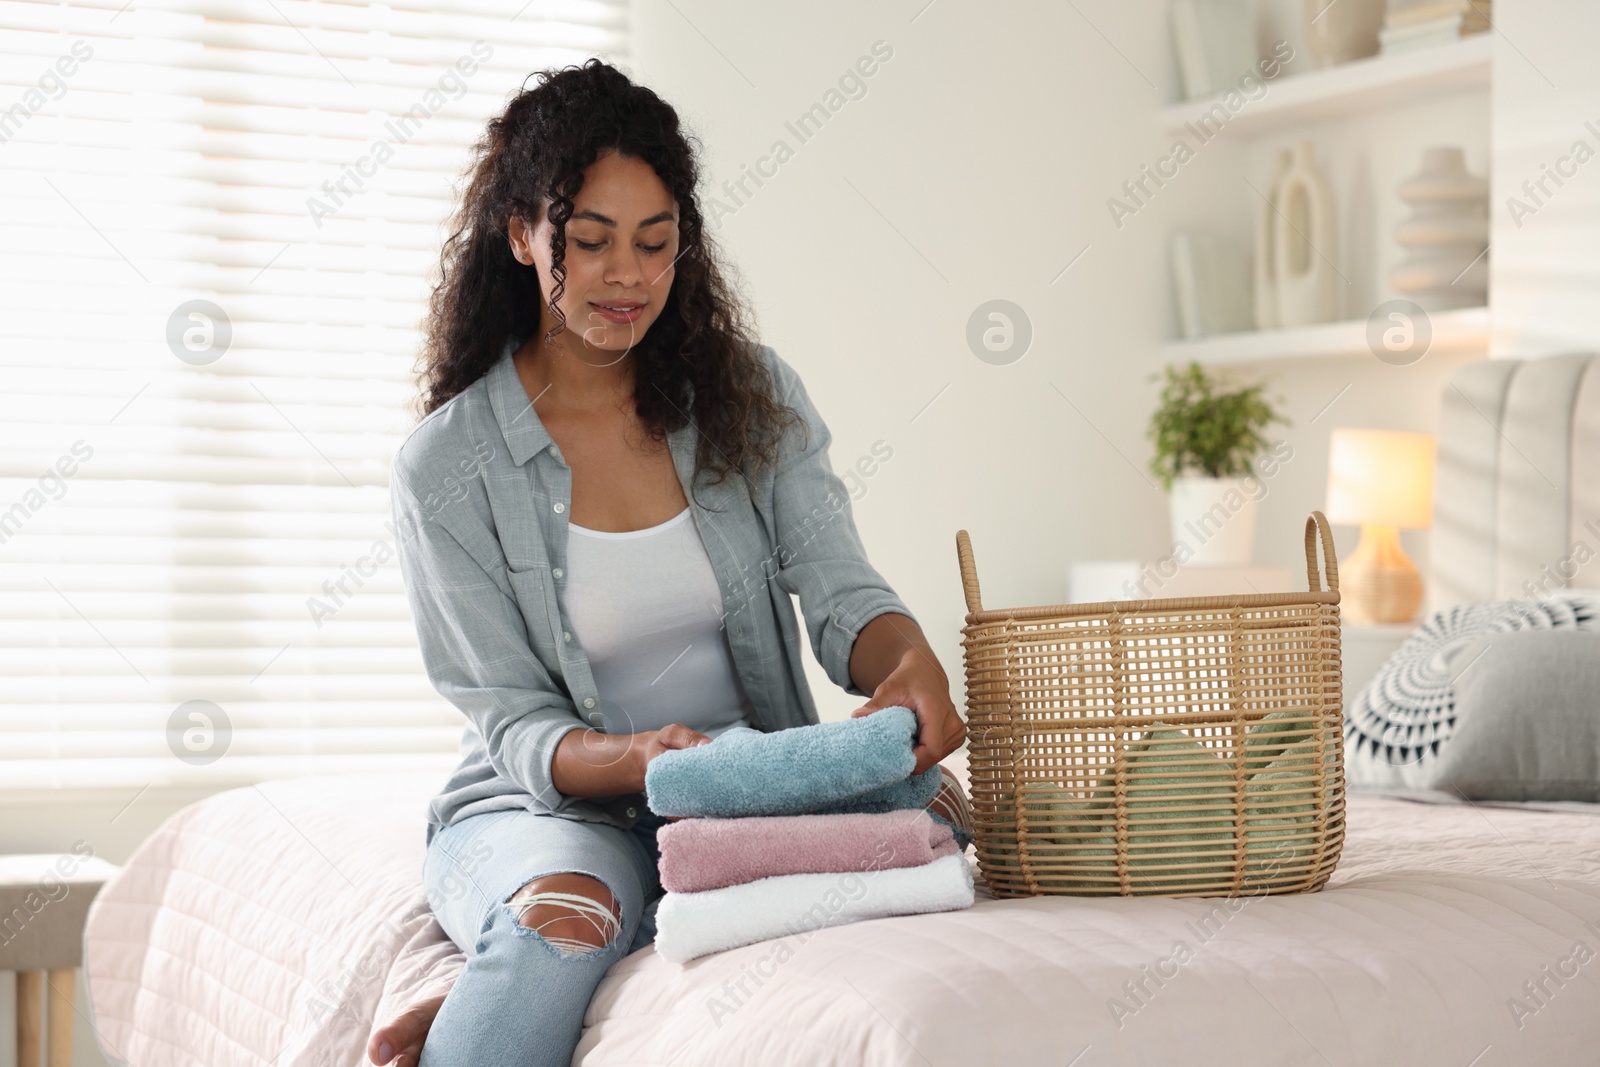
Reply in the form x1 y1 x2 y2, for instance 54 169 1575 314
1344 592 1600 791
1431 630 1600 801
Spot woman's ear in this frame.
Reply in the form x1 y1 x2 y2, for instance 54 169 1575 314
507 214 535 266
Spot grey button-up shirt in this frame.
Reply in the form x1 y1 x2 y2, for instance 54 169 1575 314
391 337 916 841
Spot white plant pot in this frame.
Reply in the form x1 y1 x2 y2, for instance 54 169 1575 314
1168 476 1262 566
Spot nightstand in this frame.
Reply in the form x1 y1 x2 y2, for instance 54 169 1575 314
0 853 122 1067
1070 561 1293 603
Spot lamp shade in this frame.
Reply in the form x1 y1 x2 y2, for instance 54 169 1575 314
1326 428 1436 529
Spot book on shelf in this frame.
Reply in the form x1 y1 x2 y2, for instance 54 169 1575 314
1169 231 1252 341
1383 0 1492 29
1169 0 1256 101
1380 10 1492 54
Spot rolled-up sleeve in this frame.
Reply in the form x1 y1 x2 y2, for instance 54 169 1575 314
762 347 916 696
391 471 589 812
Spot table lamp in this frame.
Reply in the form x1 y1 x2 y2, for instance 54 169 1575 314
1325 428 1436 624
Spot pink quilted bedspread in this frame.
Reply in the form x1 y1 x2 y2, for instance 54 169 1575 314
85 766 1600 1066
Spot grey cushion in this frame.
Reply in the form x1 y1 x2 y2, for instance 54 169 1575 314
1345 592 1600 791
1433 630 1600 802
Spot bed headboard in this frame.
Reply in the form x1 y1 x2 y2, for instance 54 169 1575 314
1431 352 1600 610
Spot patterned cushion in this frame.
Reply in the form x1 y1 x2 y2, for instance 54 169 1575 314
1344 592 1600 791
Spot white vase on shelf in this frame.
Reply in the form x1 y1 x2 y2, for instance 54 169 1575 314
1253 149 1292 331
1388 146 1490 311
1303 0 1385 68
1271 141 1341 328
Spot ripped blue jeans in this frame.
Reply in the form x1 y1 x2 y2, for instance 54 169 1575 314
417 806 666 1067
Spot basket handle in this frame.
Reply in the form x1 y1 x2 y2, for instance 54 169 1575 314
955 529 983 613
1304 510 1340 593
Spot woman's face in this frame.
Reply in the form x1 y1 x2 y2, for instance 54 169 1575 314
509 150 680 359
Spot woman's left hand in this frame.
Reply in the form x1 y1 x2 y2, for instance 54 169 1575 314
849 651 966 776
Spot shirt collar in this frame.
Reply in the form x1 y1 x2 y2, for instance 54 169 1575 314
486 333 554 466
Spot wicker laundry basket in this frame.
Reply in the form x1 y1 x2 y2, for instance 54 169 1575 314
956 512 1345 899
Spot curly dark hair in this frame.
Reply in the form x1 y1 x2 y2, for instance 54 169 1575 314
413 58 801 490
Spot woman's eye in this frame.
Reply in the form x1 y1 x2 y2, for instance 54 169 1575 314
571 239 668 253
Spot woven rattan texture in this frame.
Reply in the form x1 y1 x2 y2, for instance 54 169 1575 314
957 514 1345 898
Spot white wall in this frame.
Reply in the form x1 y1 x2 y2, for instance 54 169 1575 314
631 0 1493 698
632 0 1176 716
1490 0 1600 357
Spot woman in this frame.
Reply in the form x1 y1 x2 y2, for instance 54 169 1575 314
369 59 967 1067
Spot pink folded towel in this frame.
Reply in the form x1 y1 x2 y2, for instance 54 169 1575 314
657 808 956 893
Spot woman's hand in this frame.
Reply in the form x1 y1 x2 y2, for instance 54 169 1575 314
849 650 966 776
627 722 712 792
553 722 712 797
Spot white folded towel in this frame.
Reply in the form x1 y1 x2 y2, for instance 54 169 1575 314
653 852 975 963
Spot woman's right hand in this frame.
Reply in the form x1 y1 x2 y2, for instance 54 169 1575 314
629 723 712 790
554 722 712 798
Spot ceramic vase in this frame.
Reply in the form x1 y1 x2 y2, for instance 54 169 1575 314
1303 0 1385 68
1253 149 1292 330
1388 146 1490 311
1271 141 1340 328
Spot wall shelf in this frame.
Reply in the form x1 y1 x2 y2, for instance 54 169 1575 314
1162 34 1492 139
1161 305 1489 365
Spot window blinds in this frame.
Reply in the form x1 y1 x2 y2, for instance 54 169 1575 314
0 0 630 791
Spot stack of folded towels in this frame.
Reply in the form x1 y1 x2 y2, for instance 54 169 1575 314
643 706 976 963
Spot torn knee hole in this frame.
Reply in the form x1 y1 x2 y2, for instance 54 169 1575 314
505 876 621 957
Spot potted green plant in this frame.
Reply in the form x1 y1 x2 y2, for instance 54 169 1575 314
1147 362 1289 565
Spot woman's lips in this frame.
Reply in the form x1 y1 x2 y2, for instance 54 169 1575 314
590 302 644 324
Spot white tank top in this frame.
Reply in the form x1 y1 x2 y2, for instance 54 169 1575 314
561 506 757 739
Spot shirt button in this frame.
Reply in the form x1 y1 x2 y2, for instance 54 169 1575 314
583 697 596 709
552 567 564 580
553 502 565 514
562 631 572 642
625 806 638 819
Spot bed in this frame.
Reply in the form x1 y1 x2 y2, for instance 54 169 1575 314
84 352 1600 1065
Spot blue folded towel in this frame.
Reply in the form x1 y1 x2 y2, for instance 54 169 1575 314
804 765 943 816
645 706 935 818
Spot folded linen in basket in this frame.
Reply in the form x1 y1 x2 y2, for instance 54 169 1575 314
645 706 937 818
986 721 1338 891
653 851 976 963
656 809 957 893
